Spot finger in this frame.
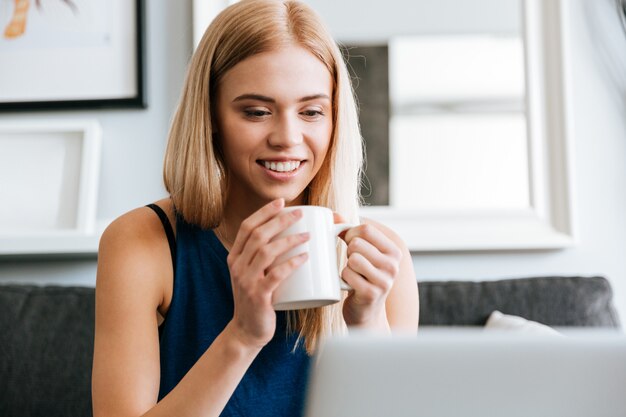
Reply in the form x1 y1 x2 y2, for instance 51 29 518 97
346 252 393 292
263 252 309 292
238 208 304 267
248 231 310 273
341 265 382 303
230 198 284 256
347 237 398 276
344 223 400 257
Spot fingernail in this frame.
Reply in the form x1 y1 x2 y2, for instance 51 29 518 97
292 209 303 218
300 232 310 240
273 198 284 207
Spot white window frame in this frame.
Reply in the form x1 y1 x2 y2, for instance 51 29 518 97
194 0 575 251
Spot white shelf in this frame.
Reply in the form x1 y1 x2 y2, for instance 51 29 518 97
0 219 110 258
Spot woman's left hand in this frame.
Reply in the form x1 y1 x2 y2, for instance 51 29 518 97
335 215 403 331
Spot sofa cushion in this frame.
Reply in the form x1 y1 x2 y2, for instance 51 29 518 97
0 285 94 417
484 310 562 335
418 276 620 328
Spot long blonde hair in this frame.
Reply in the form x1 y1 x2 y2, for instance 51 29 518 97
163 0 363 353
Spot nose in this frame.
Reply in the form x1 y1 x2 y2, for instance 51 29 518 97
268 114 303 148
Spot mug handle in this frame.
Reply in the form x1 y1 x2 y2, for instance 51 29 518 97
333 223 357 291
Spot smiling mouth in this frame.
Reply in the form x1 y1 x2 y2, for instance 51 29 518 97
257 160 303 173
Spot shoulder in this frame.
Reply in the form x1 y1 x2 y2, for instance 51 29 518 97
97 199 175 309
101 199 175 244
100 198 176 254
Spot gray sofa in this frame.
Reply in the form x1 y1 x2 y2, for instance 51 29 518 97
0 276 620 417
418 275 620 327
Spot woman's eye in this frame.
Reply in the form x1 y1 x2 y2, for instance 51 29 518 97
301 109 324 118
243 109 270 118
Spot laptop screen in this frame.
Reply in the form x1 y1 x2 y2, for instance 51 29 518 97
304 330 626 417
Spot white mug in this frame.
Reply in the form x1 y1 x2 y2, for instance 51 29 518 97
272 205 355 311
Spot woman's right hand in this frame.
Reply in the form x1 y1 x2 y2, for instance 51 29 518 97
226 198 309 349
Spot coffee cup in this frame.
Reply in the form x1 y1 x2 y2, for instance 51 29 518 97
271 205 355 311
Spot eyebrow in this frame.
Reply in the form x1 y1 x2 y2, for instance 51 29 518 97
232 93 331 103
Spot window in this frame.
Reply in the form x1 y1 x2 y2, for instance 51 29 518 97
389 35 528 211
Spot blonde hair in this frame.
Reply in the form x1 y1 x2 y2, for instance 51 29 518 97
163 0 363 353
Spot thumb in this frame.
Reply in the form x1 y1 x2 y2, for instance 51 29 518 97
333 211 348 224
333 212 350 240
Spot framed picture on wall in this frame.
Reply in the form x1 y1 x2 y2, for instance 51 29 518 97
0 0 146 111
0 119 102 238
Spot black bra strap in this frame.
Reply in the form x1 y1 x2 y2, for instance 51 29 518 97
146 203 177 273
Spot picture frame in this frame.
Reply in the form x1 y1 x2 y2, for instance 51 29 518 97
0 0 146 111
0 119 102 241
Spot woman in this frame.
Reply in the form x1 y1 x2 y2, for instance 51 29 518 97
92 1 419 416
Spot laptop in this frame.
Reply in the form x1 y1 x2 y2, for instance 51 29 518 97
303 329 626 417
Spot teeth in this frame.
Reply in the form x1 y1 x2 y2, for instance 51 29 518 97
263 160 301 172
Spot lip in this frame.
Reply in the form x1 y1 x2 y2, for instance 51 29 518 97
256 160 305 181
257 157 306 162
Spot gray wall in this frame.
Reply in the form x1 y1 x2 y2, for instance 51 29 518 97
1 0 626 324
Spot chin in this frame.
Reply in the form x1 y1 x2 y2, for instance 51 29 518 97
267 190 308 206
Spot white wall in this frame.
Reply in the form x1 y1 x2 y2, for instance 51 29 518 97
1 0 625 323
0 0 189 282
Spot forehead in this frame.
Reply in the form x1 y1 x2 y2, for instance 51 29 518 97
218 45 333 101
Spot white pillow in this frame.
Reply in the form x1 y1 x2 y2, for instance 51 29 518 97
485 310 562 335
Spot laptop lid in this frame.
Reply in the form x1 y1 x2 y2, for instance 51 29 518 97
303 330 626 417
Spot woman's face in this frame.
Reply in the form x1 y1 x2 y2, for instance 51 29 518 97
215 45 333 208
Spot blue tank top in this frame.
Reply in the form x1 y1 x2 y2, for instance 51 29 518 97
155 211 311 416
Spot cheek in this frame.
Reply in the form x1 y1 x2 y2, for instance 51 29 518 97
314 123 332 159
220 118 262 155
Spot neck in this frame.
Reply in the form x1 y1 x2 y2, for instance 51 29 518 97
214 204 248 251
